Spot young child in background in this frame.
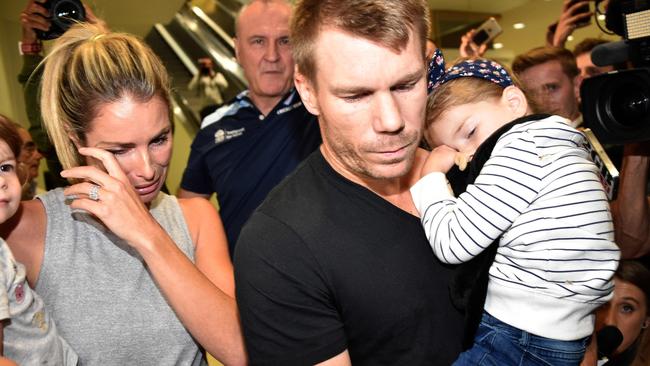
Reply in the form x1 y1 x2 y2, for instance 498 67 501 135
0 114 77 365
410 56 620 365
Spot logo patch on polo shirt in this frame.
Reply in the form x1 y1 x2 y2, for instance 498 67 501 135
214 128 245 145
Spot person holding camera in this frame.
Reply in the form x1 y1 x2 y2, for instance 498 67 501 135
18 0 102 191
187 57 229 120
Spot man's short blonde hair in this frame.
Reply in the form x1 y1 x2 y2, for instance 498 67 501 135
290 0 431 85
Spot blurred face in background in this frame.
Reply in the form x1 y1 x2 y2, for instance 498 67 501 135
596 276 650 355
575 52 614 79
575 52 614 96
16 127 42 182
517 60 580 121
235 0 294 110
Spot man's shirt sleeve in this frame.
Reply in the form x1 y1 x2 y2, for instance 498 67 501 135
180 129 216 195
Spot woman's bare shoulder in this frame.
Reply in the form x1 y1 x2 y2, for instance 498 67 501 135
177 197 222 243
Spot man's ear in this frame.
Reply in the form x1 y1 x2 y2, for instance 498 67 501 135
574 75 583 104
294 65 320 116
234 37 240 63
502 85 528 118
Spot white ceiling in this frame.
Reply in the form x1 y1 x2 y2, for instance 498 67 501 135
428 0 532 13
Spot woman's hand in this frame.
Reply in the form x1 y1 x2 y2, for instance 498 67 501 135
421 145 458 177
61 147 162 250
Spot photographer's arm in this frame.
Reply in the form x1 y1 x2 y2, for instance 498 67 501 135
18 1 50 156
187 72 200 91
546 0 593 47
611 143 650 258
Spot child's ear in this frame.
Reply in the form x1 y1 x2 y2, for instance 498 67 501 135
294 66 320 116
501 85 528 118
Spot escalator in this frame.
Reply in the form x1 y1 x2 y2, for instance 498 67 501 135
145 0 247 127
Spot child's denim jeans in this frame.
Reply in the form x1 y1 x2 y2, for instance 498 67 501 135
453 312 590 366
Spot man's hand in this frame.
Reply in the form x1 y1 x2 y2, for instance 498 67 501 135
547 0 594 48
20 0 49 43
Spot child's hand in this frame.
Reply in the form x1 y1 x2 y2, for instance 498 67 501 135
421 145 457 177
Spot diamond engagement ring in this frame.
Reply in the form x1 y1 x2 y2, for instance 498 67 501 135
89 184 100 201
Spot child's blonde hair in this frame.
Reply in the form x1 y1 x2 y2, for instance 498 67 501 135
425 58 533 139
39 22 171 171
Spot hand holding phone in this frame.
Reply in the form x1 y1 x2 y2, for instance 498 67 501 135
460 17 501 57
471 17 502 47
549 0 594 47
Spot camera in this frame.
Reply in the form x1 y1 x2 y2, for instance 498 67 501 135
36 0 86 40
581 0 650 144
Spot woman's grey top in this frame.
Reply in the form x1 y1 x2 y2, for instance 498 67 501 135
36 188 206 366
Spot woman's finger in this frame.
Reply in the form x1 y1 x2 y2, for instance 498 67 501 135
65 196 105 217
77 147 129 182
63 181 104 201
60 165 116 190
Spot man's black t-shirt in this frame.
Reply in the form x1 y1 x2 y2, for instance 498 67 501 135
234 151 463 365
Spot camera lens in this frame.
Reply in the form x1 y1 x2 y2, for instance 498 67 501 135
605 80 650 128
52 0 84 27
53 1 83 20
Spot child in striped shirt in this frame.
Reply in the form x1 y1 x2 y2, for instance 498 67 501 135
410 55 620 366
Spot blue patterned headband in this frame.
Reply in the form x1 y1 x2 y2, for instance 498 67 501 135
427 48 513 94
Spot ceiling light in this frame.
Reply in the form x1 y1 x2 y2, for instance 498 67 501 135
598 14 606 21
493 42 504 49
567 35 574 42
513 23 526 30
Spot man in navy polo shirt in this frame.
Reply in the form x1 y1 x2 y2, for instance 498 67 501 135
179 0 321 256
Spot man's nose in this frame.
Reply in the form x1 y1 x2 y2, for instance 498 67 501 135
373 92 404 133
264 41 280 62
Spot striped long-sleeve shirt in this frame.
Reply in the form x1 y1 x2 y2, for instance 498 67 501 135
411 115 620 341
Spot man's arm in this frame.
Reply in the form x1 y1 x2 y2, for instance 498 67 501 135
611 143 650 258
316 350 351 366
177 188 211 199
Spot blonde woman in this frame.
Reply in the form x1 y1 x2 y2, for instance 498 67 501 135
0 23 245 366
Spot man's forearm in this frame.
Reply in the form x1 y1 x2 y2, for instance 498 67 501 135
612 152 650 258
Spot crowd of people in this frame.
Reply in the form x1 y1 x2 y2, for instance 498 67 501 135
0 0 648 365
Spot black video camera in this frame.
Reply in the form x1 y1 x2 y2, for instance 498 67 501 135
581 0 650 144
36 0 86 40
